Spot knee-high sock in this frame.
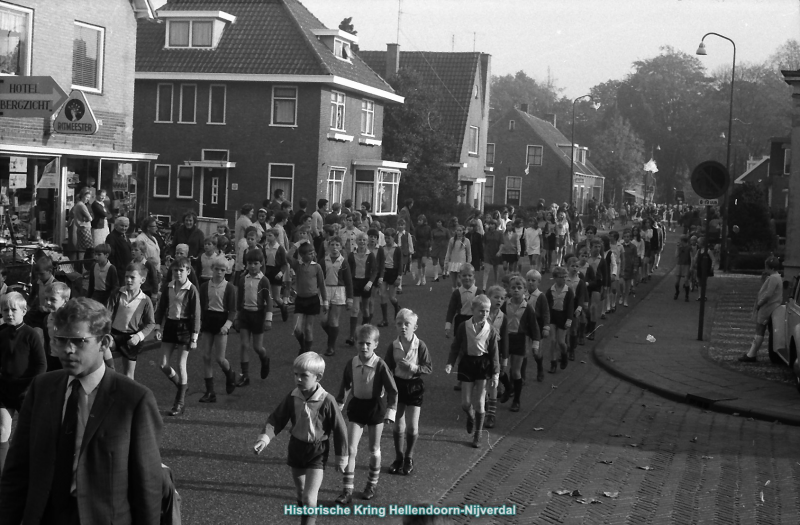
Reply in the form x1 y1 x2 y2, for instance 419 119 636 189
520 357 528 380
486 397 497 418
391 299 400 319
381 303 388 322
499 372 512 393
328 326 339 349
405 432 419 458
368 452 381 486
204 377 215 394
343 470 355 491
303 338 313 353
535 357 543 374
241 361 250 377
513 378 523 404
294 331 305 352
161 366 180 387
349 316 358 338
363 314 372 325
0 441 8 475
393 431 405 461
473 412 485 440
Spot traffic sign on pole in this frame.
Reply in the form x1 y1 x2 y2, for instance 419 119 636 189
0 76 68 118
691 160 730 199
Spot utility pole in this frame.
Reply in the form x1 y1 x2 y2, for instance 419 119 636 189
396 0 401 45
473 32 476 52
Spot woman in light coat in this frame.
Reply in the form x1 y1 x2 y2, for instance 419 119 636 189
739 256 783 362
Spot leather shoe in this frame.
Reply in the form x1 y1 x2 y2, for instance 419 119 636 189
335 490 352 505
236 374 250 387
388 459 404 474
225 369 237 394
260 356 271 379
199 392 216 403
402 457 414 476
362 484 376 500
738 354 757 363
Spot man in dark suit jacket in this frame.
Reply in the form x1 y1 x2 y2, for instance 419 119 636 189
105 216 132 277
0 297 163 525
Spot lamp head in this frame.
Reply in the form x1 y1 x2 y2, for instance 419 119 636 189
696 42 707 55
590 101 601 110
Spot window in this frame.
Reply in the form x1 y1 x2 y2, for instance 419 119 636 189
526 145 543 167
179 84 196 123
208 84 226 124
330 91 346 131
509 120 515 131
177 165 194 199
506 176 521 206
334 38 351 61
168 20 212 48
0 2 32 76
486 143 495 165
483 175 494 205
272 86 297 126
327 168 345 203
784 148 791 175
577 149 586 164
268 164 294 202
153 164 171 197
72 22 104 93
469 126 479 155
156 84 173 122
361 99 375 136
355 170 400 215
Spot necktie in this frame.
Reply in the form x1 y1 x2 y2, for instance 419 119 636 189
53 381 82 501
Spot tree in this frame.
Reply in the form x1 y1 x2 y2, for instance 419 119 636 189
769 39 800 70
728 183 772 251
382 69 460 215
490 71 567 126
588 113 646 205
338 17 359 51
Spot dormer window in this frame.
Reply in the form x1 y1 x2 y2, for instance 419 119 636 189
312 29 358 62
159 10 236 50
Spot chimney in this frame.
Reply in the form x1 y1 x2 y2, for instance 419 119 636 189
386 43 400 78
544 113 557 127
520 103 529 114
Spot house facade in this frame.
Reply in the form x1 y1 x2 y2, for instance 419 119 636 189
486 107 604 213
0 0 158 245
134 0 405 228
734 136 791 214
359 47 491 211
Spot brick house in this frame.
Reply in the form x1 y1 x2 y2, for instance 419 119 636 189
0 0 158 245
486 107 605 213
133 0 406 228
734 136 791 214
359 47 491 211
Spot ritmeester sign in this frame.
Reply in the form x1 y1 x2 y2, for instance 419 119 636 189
53 90 99 135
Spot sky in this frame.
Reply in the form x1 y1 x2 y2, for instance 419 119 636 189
301 0 800 99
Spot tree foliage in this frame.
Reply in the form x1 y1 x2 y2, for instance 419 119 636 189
490 71 569 126
728 183 772 251
382 69 460 215
588 114 646 204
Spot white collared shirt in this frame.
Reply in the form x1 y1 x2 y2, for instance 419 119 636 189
167 279 193 320
391 335 420 380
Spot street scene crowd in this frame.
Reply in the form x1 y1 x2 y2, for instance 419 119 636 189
0 186 737 524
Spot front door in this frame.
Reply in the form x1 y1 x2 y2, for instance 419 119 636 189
202 168 227 218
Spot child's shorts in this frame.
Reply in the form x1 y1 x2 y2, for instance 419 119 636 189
0 380 25 411
550 310 569 330
394 376 424 407
557 234 568 248
401 254 410 270
508 332 528 357
201 310 229 334
457 354 493 383
352 278 372 299
162 318 193 347
383 268 399 285
240 309 267 334
287 435 329 470
502 253 518 264
90 290 111 305
325 285 347 306
346 396 387 426
264 267 283 287
111 328 145 361
294 294 321 315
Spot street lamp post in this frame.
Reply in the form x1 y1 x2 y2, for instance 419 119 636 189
570 94 597 214
697 32 735 271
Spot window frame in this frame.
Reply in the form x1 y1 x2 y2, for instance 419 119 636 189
72 21 105 94
178 83 197 124
0 2 33 76
486 143 495 165
375 170 401 215
508 120 515 131
153 164 171 198
176 165 194 200
360 99 375 136
327 167 346 204
784 148 791 176
271 85 298 127
468 125 479 155
505 176 522 206
166 19 213 49
334 38 351 62
526 145 543 167
207 83 226 125
268 163 294 203
155 83 173 123
330 90 346 131
483 174 494 205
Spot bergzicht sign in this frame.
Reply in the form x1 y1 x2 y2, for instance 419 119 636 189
0 76 68 118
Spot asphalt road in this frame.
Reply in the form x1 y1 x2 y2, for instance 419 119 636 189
130 242 800 524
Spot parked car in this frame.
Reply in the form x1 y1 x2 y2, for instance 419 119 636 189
769 275 800 393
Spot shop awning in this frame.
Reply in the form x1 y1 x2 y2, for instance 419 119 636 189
0 143 159 161
184 161 236 169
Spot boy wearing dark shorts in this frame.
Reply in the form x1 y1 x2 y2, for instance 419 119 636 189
335 324 398 504
254 352 348 525
108 263 155 380
155 257 201 416
263 228 290 322
288 242 328 354
199 256 237 401
346 232 377 345
235 250 272 386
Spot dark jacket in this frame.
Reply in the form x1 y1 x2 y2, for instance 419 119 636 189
106 229 132 277
91 200 110 230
